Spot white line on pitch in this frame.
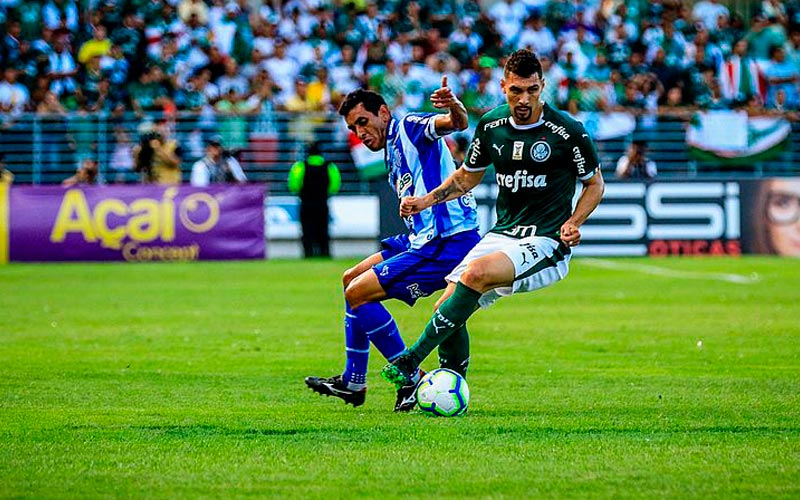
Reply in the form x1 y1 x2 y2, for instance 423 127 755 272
580 258 761 285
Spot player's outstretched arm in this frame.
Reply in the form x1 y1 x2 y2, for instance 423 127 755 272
400 166 483 217
560 169 605 247
431 75 468 135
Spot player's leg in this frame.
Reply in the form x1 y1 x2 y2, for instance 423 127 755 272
402 252 511 369
319 201 331 257
299 202 313 257
382 234 516 387
305 252 385 406
438 324 470 378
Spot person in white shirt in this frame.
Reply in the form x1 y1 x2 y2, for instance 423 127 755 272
0 67 30 116
692 0 729 32
191 135 247 186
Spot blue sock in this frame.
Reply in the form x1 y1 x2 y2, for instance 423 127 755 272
353 302 406 362
342 301 369 390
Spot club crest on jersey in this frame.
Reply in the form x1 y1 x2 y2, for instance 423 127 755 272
512 141 525 160
530 141 551 162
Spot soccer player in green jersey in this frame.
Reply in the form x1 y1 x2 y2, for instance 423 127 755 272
382 49 605 387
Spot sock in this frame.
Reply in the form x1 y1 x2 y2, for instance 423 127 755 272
407 282 482 365
354 302 406 361
438 324 470 379
342 301 368 390
354 302 421 384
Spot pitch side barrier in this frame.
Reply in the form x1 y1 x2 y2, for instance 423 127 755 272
375 178 799 258
0 184 265 263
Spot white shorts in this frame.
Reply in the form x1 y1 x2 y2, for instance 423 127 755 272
445 232 571 308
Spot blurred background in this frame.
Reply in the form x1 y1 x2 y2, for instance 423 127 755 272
0 0 798 259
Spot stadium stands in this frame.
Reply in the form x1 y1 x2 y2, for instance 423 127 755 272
0 0 799 189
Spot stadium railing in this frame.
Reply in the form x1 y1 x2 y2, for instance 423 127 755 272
1 111 798 191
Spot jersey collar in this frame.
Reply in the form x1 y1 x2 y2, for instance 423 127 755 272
509 102 546 130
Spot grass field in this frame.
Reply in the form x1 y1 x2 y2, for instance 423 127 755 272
1 257 799 498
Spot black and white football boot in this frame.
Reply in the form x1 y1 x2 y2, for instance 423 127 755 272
304 374 366 407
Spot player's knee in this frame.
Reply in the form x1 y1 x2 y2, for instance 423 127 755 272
460 264 492 291
344 283 365 309
342 267 358 288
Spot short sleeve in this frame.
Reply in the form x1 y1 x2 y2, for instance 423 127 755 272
572 126 601 181
400 113 439 144
463 118 490 172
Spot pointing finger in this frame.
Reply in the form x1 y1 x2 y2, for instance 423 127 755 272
441 75 448 88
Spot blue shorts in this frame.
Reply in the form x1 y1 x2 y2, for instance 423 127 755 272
373 229 481 306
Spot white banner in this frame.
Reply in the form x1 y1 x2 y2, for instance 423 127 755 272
266 195 379 240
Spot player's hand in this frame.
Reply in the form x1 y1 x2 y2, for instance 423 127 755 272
400 196 427 217
430 75 457 109
560 221 581 247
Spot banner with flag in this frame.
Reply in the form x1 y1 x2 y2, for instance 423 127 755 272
347 131 386 180
575 112 637 141
687 111 791 165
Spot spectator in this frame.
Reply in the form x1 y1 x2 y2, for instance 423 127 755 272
745 14 787 62
190 134 247 186
47 38 78 97
78 25 111 64
764 45 799 109
616 140 657 180
110 127 135 183
692 0 729 32
287 140 341 258
0 67 31 116
449 19 484 65
0 153 13 184
42 0 79 32
178 0 209 25
62 157 103 186
132 122 182 185
719 39 765 106
488 0 528 47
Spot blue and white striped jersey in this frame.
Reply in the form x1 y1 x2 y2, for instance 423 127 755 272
384 113 479 250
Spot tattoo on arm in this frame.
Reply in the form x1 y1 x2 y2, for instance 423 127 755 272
432 174 468 204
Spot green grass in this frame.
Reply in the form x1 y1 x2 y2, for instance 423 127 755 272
1 257 799 498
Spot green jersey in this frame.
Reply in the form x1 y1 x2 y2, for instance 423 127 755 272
464 103 600 240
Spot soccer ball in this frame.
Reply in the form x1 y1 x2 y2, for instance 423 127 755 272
416 368 470 417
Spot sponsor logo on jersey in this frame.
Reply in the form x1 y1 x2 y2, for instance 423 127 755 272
397 172 413 196
512 141 524 160
405 115 425 124
380 266 390 277
483 117 508 131
530 141 551 162
544 121 570 140
496 171 548 192
572 146 587 175
492 144 505 156
467 138 481 165
407 283 427 299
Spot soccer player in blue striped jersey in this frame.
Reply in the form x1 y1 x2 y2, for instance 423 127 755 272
305 81 481 411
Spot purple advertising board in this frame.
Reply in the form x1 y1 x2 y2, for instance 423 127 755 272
2 185 265 262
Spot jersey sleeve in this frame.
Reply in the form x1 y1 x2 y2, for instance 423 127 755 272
571 124 601 181
463 117 490 172
400 113 440 144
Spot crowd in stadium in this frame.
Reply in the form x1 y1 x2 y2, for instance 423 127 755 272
0 0 798 124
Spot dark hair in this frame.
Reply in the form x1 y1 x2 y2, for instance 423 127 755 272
504 49 543 79
338 88 387 117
